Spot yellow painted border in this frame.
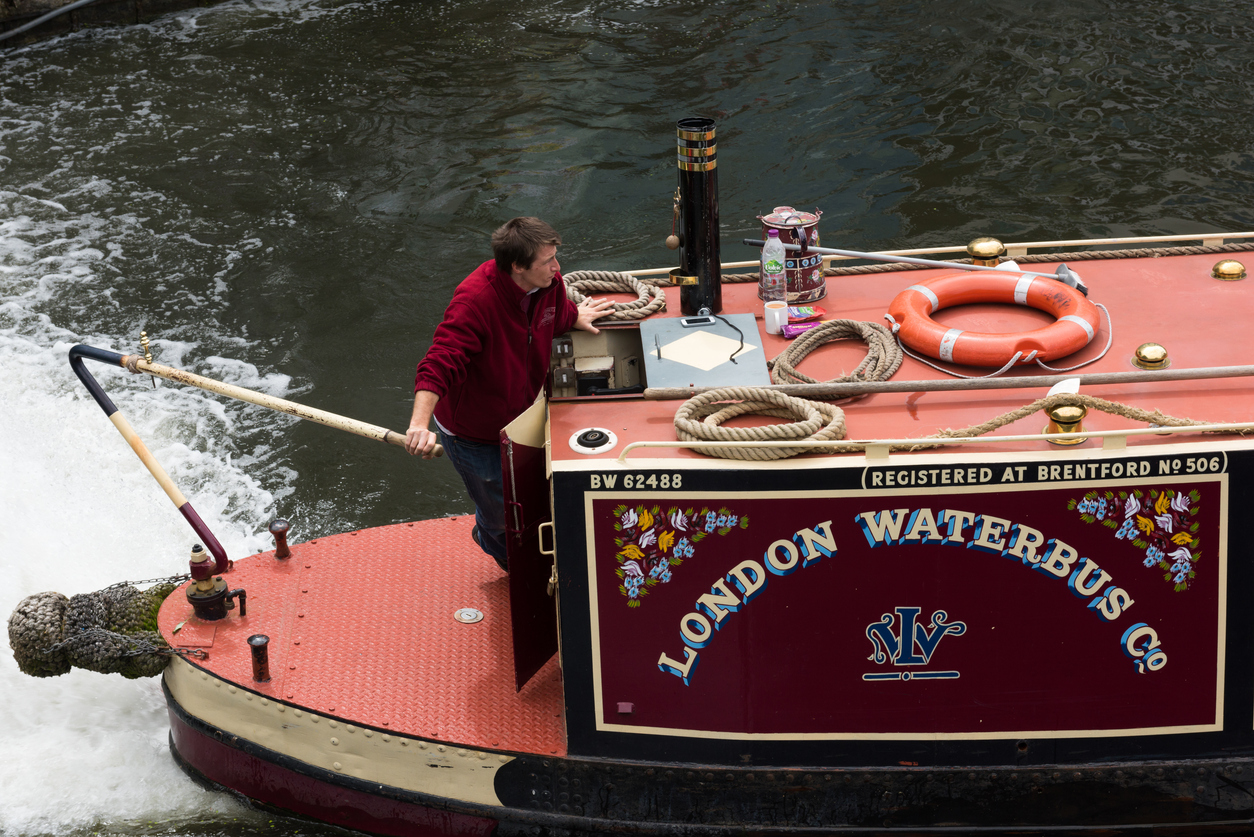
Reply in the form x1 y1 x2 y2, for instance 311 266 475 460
583 472 1228 742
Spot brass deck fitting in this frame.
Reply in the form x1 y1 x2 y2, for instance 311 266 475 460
668 267 698 285
1044 403 1088 446
967 237 1006 267
1132 342 1170 370
1212 259 1246 281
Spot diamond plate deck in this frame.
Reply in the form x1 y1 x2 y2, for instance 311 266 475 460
158 515 567 756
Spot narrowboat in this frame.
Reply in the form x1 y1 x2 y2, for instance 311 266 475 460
29 118 1254 835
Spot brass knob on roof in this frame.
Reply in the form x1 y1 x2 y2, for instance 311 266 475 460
967 237 1006 267
1212 259 1246 281
1132 342 1170 370
1044 403 1087 446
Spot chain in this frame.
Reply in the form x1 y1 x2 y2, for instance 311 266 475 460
42 626 205 659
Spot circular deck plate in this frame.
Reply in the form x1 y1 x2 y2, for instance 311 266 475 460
569 427 618 455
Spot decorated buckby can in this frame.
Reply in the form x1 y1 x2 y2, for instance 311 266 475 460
758 206 825 303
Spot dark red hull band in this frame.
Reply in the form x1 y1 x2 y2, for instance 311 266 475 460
167 705 497 837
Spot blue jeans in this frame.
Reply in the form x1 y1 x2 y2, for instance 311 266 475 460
437 430 508 569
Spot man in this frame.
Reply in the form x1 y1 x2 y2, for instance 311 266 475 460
406 218 613 571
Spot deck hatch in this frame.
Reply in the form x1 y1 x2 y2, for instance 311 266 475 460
640 313 769 388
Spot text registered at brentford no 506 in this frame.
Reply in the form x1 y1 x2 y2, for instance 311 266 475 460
863 453 1226 489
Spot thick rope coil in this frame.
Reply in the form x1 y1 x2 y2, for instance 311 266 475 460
673 389 1231 461
674 387 848 461
769 319 902 386
564 270 666 320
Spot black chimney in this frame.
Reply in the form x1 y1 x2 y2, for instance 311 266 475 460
675 117 722 315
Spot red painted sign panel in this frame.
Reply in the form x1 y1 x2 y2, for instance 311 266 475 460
587 474 1225 739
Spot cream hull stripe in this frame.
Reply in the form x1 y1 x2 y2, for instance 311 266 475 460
164 657 509 806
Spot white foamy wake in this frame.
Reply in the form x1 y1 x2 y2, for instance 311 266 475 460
0 205 296 837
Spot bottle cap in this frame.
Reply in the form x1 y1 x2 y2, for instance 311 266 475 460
767 229 779 238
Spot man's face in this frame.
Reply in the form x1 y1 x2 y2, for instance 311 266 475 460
510 244 560 292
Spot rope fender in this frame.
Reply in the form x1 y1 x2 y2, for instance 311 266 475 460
564 270 666 320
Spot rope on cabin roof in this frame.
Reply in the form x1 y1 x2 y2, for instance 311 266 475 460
564 270 666 319
768 319 902 387
674 387 848 461
650 241 1254 284
673 391 1231 461
7 578 186 679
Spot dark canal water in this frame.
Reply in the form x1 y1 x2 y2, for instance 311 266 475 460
2 1 1253 834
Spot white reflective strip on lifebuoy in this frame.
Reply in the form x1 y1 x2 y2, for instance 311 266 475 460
1059 314 1095 341
906 285 939 314
939 328 963 363
1014 276 1034 305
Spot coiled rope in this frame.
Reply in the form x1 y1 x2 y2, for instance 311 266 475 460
564 270 666 320
769 319 902 386
674 387 847 461
674 390 1229 461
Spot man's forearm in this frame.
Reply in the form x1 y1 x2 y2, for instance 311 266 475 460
410 389 439 431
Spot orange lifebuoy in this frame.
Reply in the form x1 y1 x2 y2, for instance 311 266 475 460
886 271 1102 367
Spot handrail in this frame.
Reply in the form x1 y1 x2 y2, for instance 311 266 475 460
69 345 230 574
643 363 1254 402
621 230 1254 279
615 421 1254 463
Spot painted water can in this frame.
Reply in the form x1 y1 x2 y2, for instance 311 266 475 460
758 206 825 303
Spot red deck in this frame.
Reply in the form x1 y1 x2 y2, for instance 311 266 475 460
551 252 1254 461
157 516 567 756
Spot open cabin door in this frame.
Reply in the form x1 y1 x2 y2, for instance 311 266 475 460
500 395 557 690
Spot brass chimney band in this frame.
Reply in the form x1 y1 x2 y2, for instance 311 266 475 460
677 124 716 170
677 143 716 157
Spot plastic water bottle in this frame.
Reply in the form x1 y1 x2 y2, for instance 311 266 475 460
760 229 788 334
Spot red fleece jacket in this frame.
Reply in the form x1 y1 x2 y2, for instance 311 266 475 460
414 260 578 444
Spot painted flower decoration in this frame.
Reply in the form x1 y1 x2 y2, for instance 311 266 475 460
1072 487 1201 593
612 504 749 607
1168 546 1192 566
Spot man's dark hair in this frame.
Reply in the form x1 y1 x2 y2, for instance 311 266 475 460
492 218 561 275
